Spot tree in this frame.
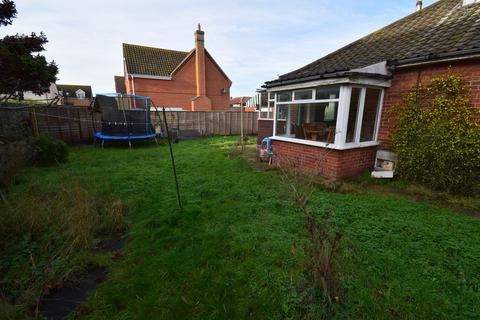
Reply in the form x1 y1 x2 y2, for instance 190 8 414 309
0 0 58 101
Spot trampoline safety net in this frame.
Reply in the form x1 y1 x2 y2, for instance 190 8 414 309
93 94 155 137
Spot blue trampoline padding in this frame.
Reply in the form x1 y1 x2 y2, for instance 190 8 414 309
95 132 157 140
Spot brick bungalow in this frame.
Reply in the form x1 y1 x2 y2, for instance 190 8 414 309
258 0 480 179
122 25 232 111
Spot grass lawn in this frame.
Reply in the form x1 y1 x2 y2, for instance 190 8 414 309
2 137 480 319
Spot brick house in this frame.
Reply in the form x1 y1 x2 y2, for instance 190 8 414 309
122 25 232 111
258 0 480 179
230 96 257 112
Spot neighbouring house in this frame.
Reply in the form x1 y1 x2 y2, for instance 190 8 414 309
122 25 232 111
258 0 480 179
230 96 256 112
11 83 93 106
21 83 59 102
56 84 93 107
230 96 251 108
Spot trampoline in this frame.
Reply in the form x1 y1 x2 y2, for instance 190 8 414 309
92 94 159 148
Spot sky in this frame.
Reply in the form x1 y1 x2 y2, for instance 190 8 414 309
2 0 437 97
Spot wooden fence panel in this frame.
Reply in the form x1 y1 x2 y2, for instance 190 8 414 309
1 106 259 144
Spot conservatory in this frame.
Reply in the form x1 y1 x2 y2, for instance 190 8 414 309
269 83 385 150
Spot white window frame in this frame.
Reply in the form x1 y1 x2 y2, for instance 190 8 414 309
271 84 385 150
259 91 276 120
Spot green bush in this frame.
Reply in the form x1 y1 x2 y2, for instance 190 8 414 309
392 75 480 195
31 134 69 165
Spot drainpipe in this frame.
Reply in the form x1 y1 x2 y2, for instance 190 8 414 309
130 75 136 96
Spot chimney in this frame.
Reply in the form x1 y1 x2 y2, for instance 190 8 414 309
416 0 423 11
191 24 212 111
195 23 206 97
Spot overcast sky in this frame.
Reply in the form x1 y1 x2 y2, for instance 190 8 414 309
3 0 437 97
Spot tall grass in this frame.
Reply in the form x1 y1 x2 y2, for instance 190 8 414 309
0 181 128 318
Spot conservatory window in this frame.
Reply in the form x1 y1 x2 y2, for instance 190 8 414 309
259 92 275 119
277 91 292 102
272 84 384 148
275 102 339 143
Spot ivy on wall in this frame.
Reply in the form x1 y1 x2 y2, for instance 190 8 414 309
392 75 480 195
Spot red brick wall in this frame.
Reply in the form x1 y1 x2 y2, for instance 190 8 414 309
379 59 480 149
205 56 231 111
257 119 274 144
272 140 376 179
127 54 231 111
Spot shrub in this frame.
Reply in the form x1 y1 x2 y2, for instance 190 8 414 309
391 75 480 195
31 135 69 165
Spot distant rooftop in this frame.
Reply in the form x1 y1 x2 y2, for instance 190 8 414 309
123 43 192 77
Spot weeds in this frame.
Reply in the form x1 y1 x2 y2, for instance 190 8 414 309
279 157 343 317
0 181 128 318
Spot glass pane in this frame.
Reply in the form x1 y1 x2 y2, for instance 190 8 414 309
296 103 338 143
276 104 291 136
360 88 382 142
315 86 340 100
260 92 268 107
294 90 312 100
268 92 275 101
346 88 361 143
277 91 292 102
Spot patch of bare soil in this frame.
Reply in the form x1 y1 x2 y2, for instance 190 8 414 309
39 235 127 320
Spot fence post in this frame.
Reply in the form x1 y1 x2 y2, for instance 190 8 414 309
31 107 39 137
77 109 83 141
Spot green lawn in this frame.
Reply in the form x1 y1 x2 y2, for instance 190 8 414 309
3 137 480 319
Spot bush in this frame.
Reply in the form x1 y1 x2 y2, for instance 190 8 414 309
31 135 69 165
392 75 480 195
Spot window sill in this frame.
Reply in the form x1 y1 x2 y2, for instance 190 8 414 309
270 136 379 150
258 118 275 121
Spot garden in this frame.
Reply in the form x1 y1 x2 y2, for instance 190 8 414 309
1 136 479 319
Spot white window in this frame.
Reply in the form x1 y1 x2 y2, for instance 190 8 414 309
259 91 275 120
272 84 384 149
75 89 86 99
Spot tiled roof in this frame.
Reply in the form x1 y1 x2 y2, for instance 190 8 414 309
56 84 93 98
266 0 480 87
230 96 251 104
123 43 192 77
114 76 126 93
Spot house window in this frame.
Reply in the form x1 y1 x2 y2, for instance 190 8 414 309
360 88 382 142
277 91 292 102
294 90 313 100
259 92 275 120
315 86 340 100
346 88 361 143
76 89 86 99
272 84 384 148
275 99 339 143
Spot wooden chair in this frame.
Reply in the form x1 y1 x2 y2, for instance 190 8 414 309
302 122 327 141
326 126 336 143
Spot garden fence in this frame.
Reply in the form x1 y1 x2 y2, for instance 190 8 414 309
0 105 258 144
